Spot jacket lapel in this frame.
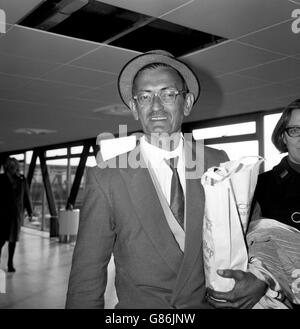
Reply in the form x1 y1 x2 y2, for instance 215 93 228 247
119 147 183 274
172 140 205 299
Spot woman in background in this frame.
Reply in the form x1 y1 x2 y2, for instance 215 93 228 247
248 99 300 308
253 99 300 228
0 157 33 272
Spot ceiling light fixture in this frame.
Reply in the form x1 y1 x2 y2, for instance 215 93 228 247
93 104 131 116
14 128 57 135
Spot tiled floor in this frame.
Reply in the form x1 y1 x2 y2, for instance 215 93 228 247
0 227 118 309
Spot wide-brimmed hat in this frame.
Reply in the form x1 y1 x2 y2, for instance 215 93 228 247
118 50 200 108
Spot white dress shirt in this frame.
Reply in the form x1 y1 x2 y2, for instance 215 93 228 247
140 135 186 206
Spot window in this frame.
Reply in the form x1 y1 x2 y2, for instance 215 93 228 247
209 141 259 161
25 151 33 164
86 155 97 167
193 122 255 140
9 153 24 161
71 146 83 154
46 158 68 215
46 148 67 157
26 165 44 231
264 113 285 171
192 121 258 162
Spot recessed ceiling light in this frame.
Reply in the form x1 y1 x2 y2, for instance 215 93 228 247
93 104 131 116
14 128 57 135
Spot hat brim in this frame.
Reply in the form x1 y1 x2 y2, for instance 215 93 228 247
118 51 200 108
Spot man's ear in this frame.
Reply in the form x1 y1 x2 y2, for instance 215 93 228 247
183 93 195 117
129 99 139 121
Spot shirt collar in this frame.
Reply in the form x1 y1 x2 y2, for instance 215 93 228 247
140 134 184 167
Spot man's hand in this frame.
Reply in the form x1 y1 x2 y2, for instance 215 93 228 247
206 269 268 309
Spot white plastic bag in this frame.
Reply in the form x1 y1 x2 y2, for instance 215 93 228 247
220 157 264 233
202 156 263 292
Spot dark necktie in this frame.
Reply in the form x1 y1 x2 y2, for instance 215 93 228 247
166 156 185 230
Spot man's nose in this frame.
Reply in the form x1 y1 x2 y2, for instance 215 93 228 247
151 94 163 111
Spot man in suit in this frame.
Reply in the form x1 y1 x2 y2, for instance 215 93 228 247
66 50 268 309
0 157 33 272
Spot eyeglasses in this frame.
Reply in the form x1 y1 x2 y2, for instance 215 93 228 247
285 126 300 137
133 89 186 107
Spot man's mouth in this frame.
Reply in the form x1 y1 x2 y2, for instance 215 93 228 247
150 115 167 121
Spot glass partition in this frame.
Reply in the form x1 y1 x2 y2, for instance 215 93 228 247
46 148 67 157
25 165 44 231
264 113 285 171
46 158 68 217
193 122 255 140
209 141 259 161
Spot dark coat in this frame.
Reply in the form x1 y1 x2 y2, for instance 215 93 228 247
66 141 228 309
253 156 300 230
0 173 32 242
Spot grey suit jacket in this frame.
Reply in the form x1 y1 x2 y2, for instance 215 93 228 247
66 141 228 309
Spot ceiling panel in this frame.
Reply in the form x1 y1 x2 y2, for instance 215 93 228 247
42 65 117 87
0 99 64 125
225 82 300 104
190 92 299 122
237 57 300 82
0 87 73 108
0 73 33 90
182 41 283 76
215 74 271 94
0 87 109 120
0 25 101 64
0 51 60 77
220 94 299 119
70 45 140 74
285 77 300 89
268 94 300 108
239 21 300 56
97 0 191 17
0 0 44 24
77 82 121 103
161 0 298 39
22 79 92 98
52 97 108 114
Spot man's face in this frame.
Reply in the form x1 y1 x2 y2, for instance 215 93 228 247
283 109 300 164
129 67 194 139
7 160 20 177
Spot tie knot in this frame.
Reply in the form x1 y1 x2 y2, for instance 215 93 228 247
165 156 179 170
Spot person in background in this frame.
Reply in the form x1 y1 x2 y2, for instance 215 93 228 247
249 99 300 308
0 157 33 272
66 50 269 309
252 99 300 229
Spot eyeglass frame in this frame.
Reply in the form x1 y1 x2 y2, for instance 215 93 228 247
133 89 187 107
285 126 300 137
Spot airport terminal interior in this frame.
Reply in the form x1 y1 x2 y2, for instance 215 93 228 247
0 0 299 308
